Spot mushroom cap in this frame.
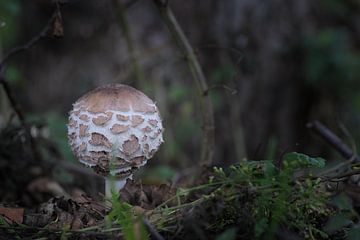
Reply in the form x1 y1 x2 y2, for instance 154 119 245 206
67 84 164 177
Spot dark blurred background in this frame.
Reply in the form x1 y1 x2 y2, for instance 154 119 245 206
1 0 360 173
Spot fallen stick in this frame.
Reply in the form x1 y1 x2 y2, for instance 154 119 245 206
307 120 360 162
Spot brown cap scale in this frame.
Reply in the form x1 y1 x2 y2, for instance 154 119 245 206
67 84 164 196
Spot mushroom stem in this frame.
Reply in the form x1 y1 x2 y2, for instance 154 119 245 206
105 175 132 199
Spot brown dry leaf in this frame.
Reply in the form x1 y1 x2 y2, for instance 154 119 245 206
27 177 68 197
0 207 24 224
70 214 83 230
25 197 105 230
149 184 175 207
120 181 174 210
72 193 109 215
70 188 88 203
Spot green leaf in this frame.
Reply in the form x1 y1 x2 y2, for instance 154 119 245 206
283 152 326 169
254 217 268 238
215 227 237 240
323 212 352 233
332 193 353 211
60 224 70 240
347 226 360 240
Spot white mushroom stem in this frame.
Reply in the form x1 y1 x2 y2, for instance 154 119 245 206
105 175 133 199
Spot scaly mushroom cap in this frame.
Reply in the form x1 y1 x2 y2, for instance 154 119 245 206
67 84 164 178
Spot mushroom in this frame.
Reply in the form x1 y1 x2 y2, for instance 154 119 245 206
67 84 164 197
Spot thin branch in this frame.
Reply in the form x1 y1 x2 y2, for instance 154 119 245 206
0 9 59 162
0 11 58 67
0 78 26 125
322 168 360 182
307 120 360 162
143 218 165 240
153 0 215 167
0 75 43 161
315 154 356 179
0 8 58 122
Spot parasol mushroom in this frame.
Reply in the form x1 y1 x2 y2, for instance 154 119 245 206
67 84 164 197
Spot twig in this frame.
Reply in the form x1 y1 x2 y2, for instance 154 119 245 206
314 154 356 179
0 9 60 162
306 120 360 181
152 0 215 167
143 218 165 240
0 11 58 67
0 78 26 125
322 168 360 182
307 120 360 162
0 7 59 111
0 75 42 161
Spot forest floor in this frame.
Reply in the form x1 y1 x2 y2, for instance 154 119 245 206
1 124 360 240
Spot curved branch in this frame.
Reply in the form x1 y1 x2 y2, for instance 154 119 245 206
0 8 60 162
153 0 215 167
0 11 58 68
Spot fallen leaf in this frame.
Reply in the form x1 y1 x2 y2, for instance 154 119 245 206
27 177 69 197
120 181 175 209
0 207 24 224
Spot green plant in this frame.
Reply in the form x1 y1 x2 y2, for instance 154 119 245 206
151 152 334 239
106 189 149 240
218 152 329 239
